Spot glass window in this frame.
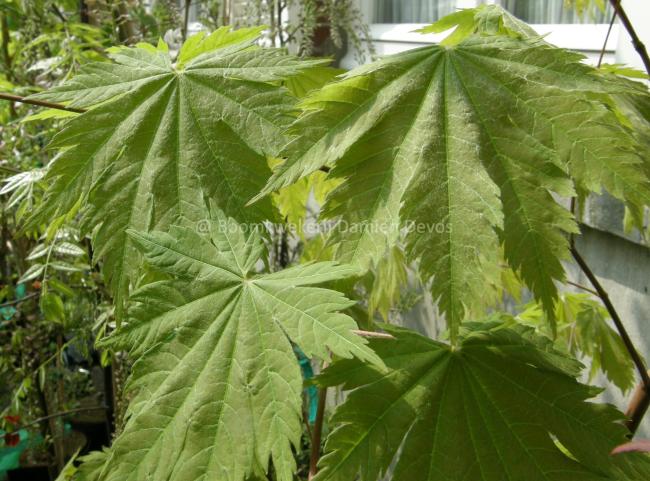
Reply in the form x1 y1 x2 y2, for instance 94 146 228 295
369 0 613 24
372 0 457 23
495 0 612 24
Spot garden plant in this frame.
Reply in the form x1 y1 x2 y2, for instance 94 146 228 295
2 1 650 481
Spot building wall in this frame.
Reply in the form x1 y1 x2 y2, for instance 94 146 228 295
343 0 629 67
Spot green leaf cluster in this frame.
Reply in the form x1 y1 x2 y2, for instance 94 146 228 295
257 7 650 340
96 206 381 481
22 6 650 481
315 323 649 481
28 26 326 316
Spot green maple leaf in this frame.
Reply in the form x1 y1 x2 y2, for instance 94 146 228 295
415 4 538 45
28 26 326 315
255 28 650 341
314 323 642 481
98 207 382 481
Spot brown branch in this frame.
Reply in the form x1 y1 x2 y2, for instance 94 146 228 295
308 386 327 480
278 0 286 47
625 371 650 436
608 0 650 75
1 14 16 118
10 406 108 432
597 10 617 68
570 190 648 433
111 0 136 45
306 332 393 478
564 279 599 297
1 14 11 76
307 331 391 478
0 92 85 113
182 0 192 42
50 4 68 23
222 0 230 26
0 291 39 308
570 246 649 386
570 245 650 433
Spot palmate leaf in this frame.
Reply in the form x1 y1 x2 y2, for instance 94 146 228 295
315 323 645 481
256 23 650 341
28 26 326 315
99 207 382 481
415 4 538 45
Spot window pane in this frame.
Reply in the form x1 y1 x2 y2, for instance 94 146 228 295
494 0 612 24
372 0 457 23
370 0 613 24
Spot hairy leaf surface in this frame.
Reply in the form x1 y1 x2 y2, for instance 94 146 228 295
257 31 650 340
29 27 325 314
99 208 381 481
315 323 640 481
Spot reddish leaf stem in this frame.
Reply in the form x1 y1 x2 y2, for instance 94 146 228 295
608 0 650 75
308 386 327 480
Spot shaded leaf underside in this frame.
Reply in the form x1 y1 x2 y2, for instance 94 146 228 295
31 28 326 314
315 323 646 481
260 35 650 339
99 210 381 481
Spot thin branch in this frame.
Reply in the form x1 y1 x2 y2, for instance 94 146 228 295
113 1 137 45
0 92 85 113
608 0 650 75
564 279 599 297
1 14 12 77
50 4 68 23
278 0 285 47
269 0 277 47
182 0 192 42
569 189 648 433
222 0 230 26
308 386 327 480
597 10 617 68
570 245 650 433
10 406 108 431
1 14 16 118
625 373 650 435
0 291 39 308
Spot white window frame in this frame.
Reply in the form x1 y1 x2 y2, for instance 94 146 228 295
361 0 619 55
